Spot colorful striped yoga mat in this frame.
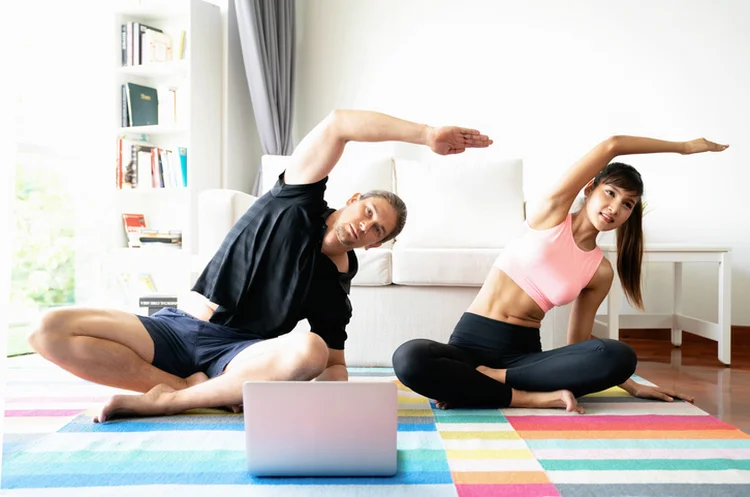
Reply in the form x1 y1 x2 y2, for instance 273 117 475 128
2 354 750 496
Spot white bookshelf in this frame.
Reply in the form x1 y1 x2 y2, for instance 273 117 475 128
108 0 221 310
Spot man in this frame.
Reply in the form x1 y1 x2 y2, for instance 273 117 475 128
28 109 492 422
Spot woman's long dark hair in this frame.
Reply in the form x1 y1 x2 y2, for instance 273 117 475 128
590 162 645 310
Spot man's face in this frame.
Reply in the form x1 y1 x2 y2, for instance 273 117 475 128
334 195 398 249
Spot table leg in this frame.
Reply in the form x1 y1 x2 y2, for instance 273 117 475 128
671 262 683 347
718 252 731 365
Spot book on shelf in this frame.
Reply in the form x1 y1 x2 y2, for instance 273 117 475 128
139 229 182 246
142 29 173 64
122 85 181 128
125 82 159 127
122 21 175 66
122 213 147 248
117 272 166 309
116 138 187 190
121 214 182 248
139 294 178 316
178 30 187 59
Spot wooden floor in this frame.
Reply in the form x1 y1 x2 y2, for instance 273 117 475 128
624 337 750 433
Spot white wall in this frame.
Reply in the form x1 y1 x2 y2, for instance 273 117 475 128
295 0 750 325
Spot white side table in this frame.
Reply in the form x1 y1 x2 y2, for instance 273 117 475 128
594 245 732 365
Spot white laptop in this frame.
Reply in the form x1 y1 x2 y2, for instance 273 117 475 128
242 381 398 477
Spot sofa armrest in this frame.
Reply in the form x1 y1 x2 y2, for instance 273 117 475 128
198 189 258 263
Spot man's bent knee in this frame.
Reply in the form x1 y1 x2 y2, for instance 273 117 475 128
289 332 329 379
27 308 76 356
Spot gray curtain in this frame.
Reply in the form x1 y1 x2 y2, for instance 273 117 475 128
235 0 295 195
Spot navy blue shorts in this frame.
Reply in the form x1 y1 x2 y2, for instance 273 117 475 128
136 307 265 378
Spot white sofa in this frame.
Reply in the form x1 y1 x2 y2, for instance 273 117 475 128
198 153 566 366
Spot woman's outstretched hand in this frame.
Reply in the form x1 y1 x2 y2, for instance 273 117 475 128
426 126 493 155
683 138 729 155
630 383 695 403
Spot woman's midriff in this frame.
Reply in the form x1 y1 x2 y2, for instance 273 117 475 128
466 267 546 328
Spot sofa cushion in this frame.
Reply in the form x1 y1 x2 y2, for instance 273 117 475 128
393 158 524 249
352 248 391 286
392 248 502 286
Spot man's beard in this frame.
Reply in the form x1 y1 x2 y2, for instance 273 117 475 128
335 224 355 247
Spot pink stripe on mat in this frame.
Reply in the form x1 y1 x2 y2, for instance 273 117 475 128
5 396 109 404
5 409 86 417
506 415 718 423
456 484 560 497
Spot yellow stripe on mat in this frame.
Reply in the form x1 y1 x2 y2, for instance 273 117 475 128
446 449 534 460
441 431 521 440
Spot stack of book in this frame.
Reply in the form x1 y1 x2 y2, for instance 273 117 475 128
121 22 184 66
139 295 179 316
116 140 187 189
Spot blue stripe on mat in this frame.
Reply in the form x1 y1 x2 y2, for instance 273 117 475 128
3 454 451 477
59 421 246 432
8 449 448 465
59 421 436 433
2 472 453 489
2 464 452 488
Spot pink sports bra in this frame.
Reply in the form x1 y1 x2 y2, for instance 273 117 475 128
492 214 603 313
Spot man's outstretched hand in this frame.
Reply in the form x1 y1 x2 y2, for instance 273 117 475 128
426 126 493 155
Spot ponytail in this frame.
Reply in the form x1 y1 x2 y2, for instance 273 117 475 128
616 200 644 310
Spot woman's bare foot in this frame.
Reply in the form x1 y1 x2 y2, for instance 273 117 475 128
185 371 209 388
512 389 584 414
435 400 453 410
476 365 506 383
93 384 178 423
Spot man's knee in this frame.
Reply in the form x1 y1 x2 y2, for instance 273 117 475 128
289 332 329 378
27 308 77 356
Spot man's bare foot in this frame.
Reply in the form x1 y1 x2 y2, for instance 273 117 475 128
185 372 209 388
185 373 239 413
223 404 243 413
435 400 453 410
512 389 585 414
93 384 177 423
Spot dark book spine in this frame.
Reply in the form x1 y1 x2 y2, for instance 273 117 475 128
133 22 140 65
130 143 138 188
121 24 127 66
121 85 129 127
157 149 165 188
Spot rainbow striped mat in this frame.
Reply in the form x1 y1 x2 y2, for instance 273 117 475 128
2 354 750 496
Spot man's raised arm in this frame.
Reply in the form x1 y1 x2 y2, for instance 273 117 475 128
284 110 492 185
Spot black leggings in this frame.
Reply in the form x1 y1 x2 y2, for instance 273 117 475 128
392 312 637 408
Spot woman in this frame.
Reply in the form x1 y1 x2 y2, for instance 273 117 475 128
392 135 728 413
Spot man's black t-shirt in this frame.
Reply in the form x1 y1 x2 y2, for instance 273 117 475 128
191 173 358 349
